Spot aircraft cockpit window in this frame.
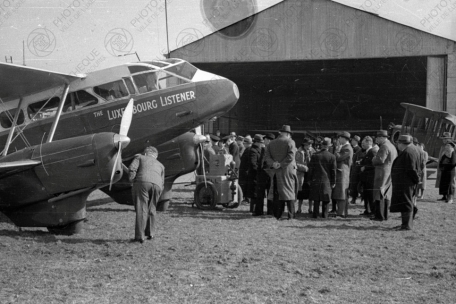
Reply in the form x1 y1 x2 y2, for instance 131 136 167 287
157 70 189 89
124 78 136 94
132 72 158 94
93 80 129 101
0 108 25 129
63 90 98 112
164 62 197 80
28 97 61 121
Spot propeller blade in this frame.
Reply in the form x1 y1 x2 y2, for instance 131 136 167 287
109 145 122 191
120 98 134 137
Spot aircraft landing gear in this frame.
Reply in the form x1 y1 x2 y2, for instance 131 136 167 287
47 219 85 235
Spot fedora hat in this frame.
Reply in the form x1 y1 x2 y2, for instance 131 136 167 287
243 136 253 144
321 137 332 147
352 135 361 142
397 135 412 144
253 134 264 143
302 138 313 146
265 133 276 140
337 131 351 140
440 132 452 139
376 130 389 138
279 125 292 134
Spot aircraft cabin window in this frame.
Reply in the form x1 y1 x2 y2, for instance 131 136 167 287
124 78 136 94
0 108 25 129
133 72 158 94
93 80 129 101
64 90 98 112
28 96 61 120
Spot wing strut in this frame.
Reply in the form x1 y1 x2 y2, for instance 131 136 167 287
3 97 24 156
46 84 70 143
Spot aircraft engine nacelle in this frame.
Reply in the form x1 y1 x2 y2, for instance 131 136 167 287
0 132 124 231
101 131 206 209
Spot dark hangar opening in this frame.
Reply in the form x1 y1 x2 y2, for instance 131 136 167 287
194 56 427 135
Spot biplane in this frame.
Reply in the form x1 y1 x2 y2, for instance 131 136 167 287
0 58 239 234
390 103 456 159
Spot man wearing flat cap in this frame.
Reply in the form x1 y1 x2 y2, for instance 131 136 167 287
308 137 336 218
236 136 246 157
390 135 421 230
371 130 397 221
351 135 361 154
265 125 297 220
225 134 241 171
330 131 354 217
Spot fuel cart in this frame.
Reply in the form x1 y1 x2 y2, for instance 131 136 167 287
194 153 242 209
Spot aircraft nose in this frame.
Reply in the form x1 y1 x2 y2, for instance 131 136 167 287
195 77 240 122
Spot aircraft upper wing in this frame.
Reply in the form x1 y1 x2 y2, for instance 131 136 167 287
0 62 82 102
0 160 42 174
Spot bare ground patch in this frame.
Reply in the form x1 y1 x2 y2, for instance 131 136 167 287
1 177 455 304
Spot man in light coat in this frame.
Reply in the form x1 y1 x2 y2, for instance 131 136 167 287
371 130 398 221
331 131 353 217
128 146 165 243
264 125 297 220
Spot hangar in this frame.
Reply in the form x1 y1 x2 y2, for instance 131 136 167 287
170 0 456 136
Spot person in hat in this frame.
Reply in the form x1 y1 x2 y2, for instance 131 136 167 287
199 135 216 174
296 138 313 214
128 146 165 243
248 134 265 214
351 135 361 154
433 132 454 200
390 135 421 230
255 133 275 216
438 141 456 204
264 125 297 220
236 136 246 157
226 134 241 171
308 138 337 218
359 136 378 216
330 131 353 218
209 134 221 154
349 135 366 205
371 130 398 221
238 136 253 204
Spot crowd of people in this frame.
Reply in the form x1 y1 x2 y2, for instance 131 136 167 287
202 126 456 231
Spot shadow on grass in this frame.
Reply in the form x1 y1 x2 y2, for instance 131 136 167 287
0 229 57 241
285 224 393 231
86 197 114 208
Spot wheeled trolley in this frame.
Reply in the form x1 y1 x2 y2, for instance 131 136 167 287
194 153 242 209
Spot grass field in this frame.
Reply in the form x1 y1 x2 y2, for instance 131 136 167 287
0 173 455 304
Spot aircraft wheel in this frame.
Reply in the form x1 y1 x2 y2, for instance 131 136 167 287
47 219 84 235
194 182 218 210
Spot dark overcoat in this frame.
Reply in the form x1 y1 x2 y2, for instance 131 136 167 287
359 148 376 190
332 143 353 200
390 145 421 213
308 149 336 202
246 143 262 198
238 146 251 190
264 134 297 200
372 139 398 200
349 148 365 194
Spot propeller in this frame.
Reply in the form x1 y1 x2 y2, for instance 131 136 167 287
109 98 134 190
